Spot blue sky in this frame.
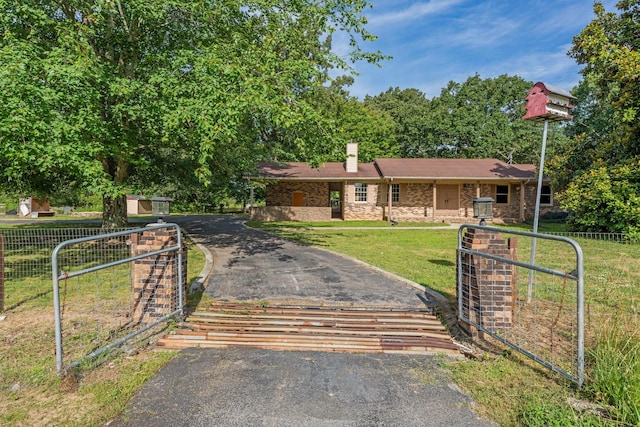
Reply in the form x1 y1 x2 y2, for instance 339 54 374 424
336 0 618 99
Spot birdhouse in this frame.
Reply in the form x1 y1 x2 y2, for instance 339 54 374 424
523 82 575 122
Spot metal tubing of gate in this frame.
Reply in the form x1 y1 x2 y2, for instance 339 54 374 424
51 223 183 375
457 224 584 386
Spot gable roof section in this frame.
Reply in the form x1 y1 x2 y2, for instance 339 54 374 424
257 162 380 181
374 158 536 180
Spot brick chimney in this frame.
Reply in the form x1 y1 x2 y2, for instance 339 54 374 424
346 142 358 173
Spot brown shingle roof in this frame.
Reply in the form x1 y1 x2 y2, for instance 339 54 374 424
374 158 536 180
254 159 537 181
257 162 380 180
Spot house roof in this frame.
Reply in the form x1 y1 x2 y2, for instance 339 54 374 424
374 158 536 180
256 162 380 181
255 158 538 182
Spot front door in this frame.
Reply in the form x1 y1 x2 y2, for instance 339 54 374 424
436 184 459 215
292 192 303 207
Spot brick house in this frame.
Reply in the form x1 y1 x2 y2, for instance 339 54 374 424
249 143 558 223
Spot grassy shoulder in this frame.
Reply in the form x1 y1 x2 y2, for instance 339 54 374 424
0 226 207 426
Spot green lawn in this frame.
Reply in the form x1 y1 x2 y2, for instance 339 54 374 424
246 219 450 228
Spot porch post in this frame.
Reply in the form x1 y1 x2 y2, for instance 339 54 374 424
388 181 393 221
519 182 526 221
432 182 437 220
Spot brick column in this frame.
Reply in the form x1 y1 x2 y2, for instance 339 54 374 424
458 227 515 337
131 226 187 325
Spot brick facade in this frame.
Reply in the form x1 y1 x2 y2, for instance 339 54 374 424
251 206 332 222
130 227 187 325
343 182 383 220
255 178 560 223
266 182 329 207
457 228 517 337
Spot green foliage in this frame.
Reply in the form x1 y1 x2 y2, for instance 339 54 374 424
307 77 398 163
555 1 640 234
422 74 568 162
517 401 608 427
363 87 431 157
0 0 383 225
570 1 640 153
559 160 640 234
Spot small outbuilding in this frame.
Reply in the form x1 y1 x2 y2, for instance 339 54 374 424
126 195 153 215
19 197 54 217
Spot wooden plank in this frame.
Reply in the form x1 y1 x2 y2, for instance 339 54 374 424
196 307 439 320
186 313 446 328
156 303 461 356
182 324 450 339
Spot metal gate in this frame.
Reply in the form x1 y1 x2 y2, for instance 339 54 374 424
457 224 584 385
51 223 184 375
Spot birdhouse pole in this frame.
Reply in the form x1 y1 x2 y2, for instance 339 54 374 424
523 82 575 302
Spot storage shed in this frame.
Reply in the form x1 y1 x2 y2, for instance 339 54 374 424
126 195 153 215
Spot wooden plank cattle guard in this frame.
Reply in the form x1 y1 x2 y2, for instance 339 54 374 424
158 302 461 356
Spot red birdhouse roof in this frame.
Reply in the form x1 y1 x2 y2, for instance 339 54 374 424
523 82 575 122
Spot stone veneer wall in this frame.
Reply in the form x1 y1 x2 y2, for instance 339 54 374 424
262 180 560 222
266 182 329 207
457 227 516 337
130 227 187 325
250 206 332 222
343 182 383 220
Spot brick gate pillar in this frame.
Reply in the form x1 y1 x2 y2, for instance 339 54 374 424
458 227 516 337
130 226 187 325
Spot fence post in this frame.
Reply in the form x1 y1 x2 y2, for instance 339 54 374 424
458 227 515 337
130 226 187 325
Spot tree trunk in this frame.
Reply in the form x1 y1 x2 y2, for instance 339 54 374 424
102 194 128 228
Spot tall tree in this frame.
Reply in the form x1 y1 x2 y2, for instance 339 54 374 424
556 0 640 235
423 74 563 163
0 0 383 226
570 0 640 155
364 87 430 157
311 77 397 162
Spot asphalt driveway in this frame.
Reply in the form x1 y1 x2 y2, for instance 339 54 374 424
110 215 496 426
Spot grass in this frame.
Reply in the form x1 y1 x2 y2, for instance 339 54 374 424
253 221 639 426
0 224 206 426
2 218 636 425
245 219 450 228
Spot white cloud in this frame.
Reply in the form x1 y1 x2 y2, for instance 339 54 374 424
367 0 466 26
343 0 611 98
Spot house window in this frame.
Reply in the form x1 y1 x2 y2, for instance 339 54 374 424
391 184 400 203
496 185 509 204
354 183 368 202
540 185 552 205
